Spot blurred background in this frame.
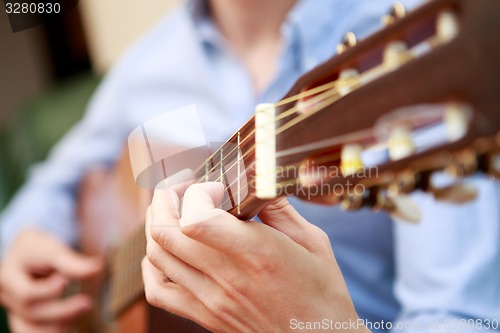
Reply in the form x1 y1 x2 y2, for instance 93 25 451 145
0 0 180 330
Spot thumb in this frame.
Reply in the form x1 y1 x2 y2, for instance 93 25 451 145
258 198 333 256
180 182 225 226
258 197 310 231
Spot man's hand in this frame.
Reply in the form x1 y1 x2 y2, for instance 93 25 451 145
143 182 369 333
0 228 103 333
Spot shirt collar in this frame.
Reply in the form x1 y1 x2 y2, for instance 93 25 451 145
186 0 225 51
186 0 346 50
184 0 349 72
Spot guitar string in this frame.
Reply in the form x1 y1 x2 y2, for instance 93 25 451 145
199 90 343 191
188 74 366 210
192 77 356 185
210 74 362 184
177 35 444 209
216 127 376 211
188 78 355 179
212 64 434 207
216 99 450 210
191 48 406 181
213 94 366 210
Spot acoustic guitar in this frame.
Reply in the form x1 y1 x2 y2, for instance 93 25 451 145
76 0 500 331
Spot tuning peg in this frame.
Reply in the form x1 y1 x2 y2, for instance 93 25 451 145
431 182 478 204
445 149 478 178
295 98 311 114
444 103 471 141
437 10 459 42
338 68 360 96
382 2 407 26
381 3 410 69
341 144 364 176
487 153 500 178
374 189 421 223
384 41 411 69
388 195 422 223
335 32 360 96
388 126 415 161
340 190 365 211
336 32 357 54
388 169 417 196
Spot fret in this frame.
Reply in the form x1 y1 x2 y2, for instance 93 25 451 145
205 156 218 183
204 160 210 182
220 145 237 210
219 147 224 183
237 131 241 215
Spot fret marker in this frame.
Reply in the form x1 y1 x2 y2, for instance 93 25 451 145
255 103 277 199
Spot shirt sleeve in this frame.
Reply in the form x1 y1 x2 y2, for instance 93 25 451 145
391 174 500 332
0 65 130 255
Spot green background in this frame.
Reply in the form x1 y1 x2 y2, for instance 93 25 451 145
0 72 100 332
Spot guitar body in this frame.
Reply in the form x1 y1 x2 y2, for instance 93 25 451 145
76 148 209 333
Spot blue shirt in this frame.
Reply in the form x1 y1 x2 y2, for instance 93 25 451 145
1 0 499 331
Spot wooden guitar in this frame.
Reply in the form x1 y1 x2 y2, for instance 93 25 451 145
76 0 500 331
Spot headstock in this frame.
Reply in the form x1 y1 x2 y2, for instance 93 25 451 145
255 0 500 222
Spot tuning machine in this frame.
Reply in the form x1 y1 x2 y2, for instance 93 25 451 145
340 190 365 211
486 152 500 178
335 32 361 97
445 148 478 178
381 3 412 69
431 182 478 204
373 186 422 223
340 144 364 176
437 10 460 42
336 32 357 55
388 126 415 161
388 169 418 196
382 2 407 26
338 183 421 223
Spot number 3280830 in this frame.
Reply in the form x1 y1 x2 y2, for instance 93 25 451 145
5 2 61 14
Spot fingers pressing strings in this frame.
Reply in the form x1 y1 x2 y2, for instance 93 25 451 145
146 191 231 303
146 183 267 332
